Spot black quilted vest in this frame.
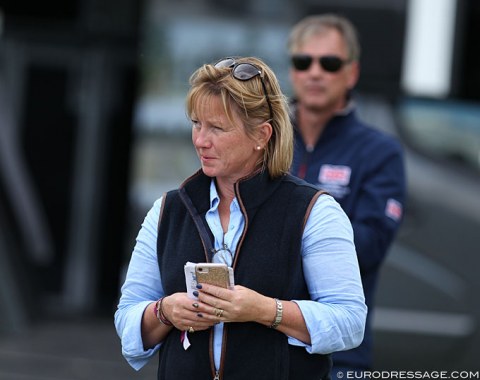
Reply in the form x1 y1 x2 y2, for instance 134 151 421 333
156 169 331 380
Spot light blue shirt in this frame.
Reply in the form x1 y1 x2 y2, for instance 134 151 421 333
115 180 367 371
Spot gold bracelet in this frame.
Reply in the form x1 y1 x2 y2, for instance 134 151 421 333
270 298 283 329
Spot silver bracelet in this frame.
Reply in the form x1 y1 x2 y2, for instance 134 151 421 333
270 298 283 329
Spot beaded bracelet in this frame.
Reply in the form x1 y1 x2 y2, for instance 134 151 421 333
154 297 173 326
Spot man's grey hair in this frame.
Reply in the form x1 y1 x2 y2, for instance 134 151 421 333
287 14 361 61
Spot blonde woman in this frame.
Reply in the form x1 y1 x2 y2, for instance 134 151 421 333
115 56 366 380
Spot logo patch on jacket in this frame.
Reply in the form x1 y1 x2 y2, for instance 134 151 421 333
385 198 403 221
318 165 351 185
317 165 351 199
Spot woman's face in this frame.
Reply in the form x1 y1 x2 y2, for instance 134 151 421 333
191 95 263 184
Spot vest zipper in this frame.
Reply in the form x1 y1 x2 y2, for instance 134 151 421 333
211 323 229 380
210 182 248 380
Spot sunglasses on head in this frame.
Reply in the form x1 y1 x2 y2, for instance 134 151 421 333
214 57 273 120
291 54 349 73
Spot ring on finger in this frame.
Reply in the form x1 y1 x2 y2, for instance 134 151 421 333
187 326 195 333
214 308 224 318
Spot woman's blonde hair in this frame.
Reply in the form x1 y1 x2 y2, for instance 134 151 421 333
186 56 293 178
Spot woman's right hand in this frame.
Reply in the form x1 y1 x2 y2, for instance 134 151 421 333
162 292 218 332
142 292 216 349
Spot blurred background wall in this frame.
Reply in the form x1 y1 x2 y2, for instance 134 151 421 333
0 0 479 373
0 0 141 326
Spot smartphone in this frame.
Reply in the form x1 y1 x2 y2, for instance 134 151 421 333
195 263 230 288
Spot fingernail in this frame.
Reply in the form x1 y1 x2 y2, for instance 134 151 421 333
196 284 202 289
197 313 203 318
193 291 199 297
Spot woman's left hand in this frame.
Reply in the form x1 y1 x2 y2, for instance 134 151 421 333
196 284 275 326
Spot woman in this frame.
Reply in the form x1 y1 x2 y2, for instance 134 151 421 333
115 56 367 380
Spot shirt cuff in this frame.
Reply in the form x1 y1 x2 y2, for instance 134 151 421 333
118 301 161 370
292 300 346 355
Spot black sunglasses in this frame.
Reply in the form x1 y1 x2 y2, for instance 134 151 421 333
291 54 349 73
214 57 273 120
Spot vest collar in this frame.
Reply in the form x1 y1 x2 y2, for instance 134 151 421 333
180 169 283 213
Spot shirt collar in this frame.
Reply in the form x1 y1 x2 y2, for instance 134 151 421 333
209 179 240 212
209 180 220 209
335 99 356 116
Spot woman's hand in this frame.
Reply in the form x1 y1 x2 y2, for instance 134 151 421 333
195 283 312 344
161 292 217 332
142 291 222 349
196 284 276 326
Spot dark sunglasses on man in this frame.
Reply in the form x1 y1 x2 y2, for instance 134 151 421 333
291 54 350 73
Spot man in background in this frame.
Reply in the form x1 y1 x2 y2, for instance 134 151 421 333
287 14 407 377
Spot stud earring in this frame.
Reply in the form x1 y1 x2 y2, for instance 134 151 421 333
256 146 261 151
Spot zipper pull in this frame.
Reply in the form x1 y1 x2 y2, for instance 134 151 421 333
213 371 220 380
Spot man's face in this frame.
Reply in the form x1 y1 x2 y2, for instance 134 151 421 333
289 29 359 113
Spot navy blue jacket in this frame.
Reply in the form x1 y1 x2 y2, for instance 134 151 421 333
290 102 407 369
